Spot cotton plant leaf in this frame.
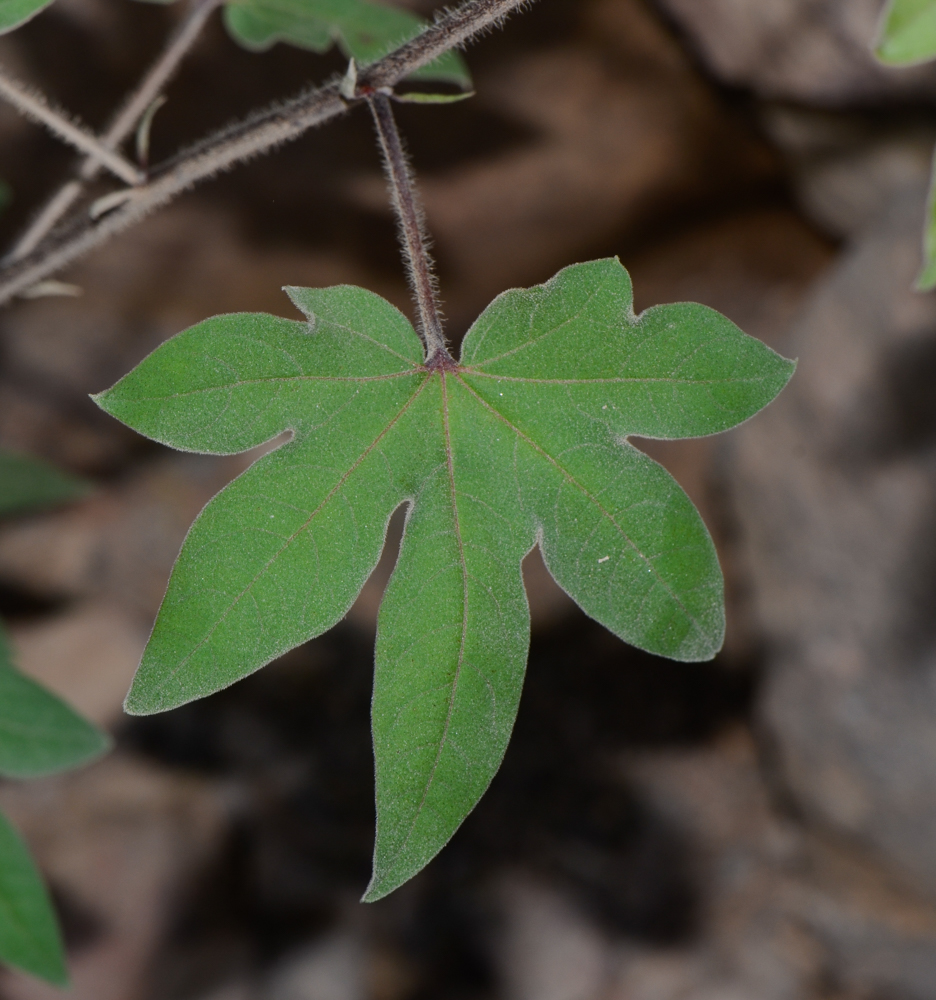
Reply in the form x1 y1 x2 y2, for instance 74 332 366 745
0 450 90 518
0 0 55 34
222 0 471 86
876 0 936 64
93 257 794 900
0 810 67 985
0 622 110 780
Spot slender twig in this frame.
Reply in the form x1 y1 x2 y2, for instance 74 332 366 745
0 0 534 305
0 70 144 185
368 92 450 365
7 0 221 262
97 0 222 163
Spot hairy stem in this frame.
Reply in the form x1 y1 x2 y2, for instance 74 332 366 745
7 0 220 262
368 93 450 365
0 70 144 185
0 0 534 305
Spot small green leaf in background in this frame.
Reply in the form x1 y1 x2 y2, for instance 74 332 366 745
0 623 111 780
393 91 475 105
129 0 469 84
0 450 90 518
917 148 936 290
94 258 794 901
0 455 104 984
0 624 107 985
0 0 55 34
876 0 936 65
0 811 67 986
222 0 470 86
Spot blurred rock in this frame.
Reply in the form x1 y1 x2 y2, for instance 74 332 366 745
761 106 936 242
655 0 936 105
0 754 225 1000
612 731 936 1000
727 177 936 899
441 730 936 1000
262 933 367 1000
497 879 612 1000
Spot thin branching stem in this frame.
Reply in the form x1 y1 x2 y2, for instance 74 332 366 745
0 70 144 185
0 0 535 305
368 92 450 365
7 0 221 262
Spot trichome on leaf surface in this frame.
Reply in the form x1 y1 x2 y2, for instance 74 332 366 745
95 256 794 901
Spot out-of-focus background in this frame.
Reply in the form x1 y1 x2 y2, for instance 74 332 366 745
2 0 936 997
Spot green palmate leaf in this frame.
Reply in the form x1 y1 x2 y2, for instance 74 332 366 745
876 0 936 64
0 0 55 34
0 622 110 780
93 258 794 900
0 450 90 518
222 0 470 86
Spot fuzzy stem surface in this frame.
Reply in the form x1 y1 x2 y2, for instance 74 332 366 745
0 71 144 185
0 0 534 305
368 92 450 364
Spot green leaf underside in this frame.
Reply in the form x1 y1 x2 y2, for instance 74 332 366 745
0 451 90 518
0 810 67 985
222 0 470 86
876 0 936 64
0 622 110 780
0 0 54 34
93 259 794 900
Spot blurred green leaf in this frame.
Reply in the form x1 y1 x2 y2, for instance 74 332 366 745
0 622 110 780
876 0 936 65
0 0 55 34
0 810 67 985
394 90 475 104
0 450 90 519
223 0 471 86
918 147 936 290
